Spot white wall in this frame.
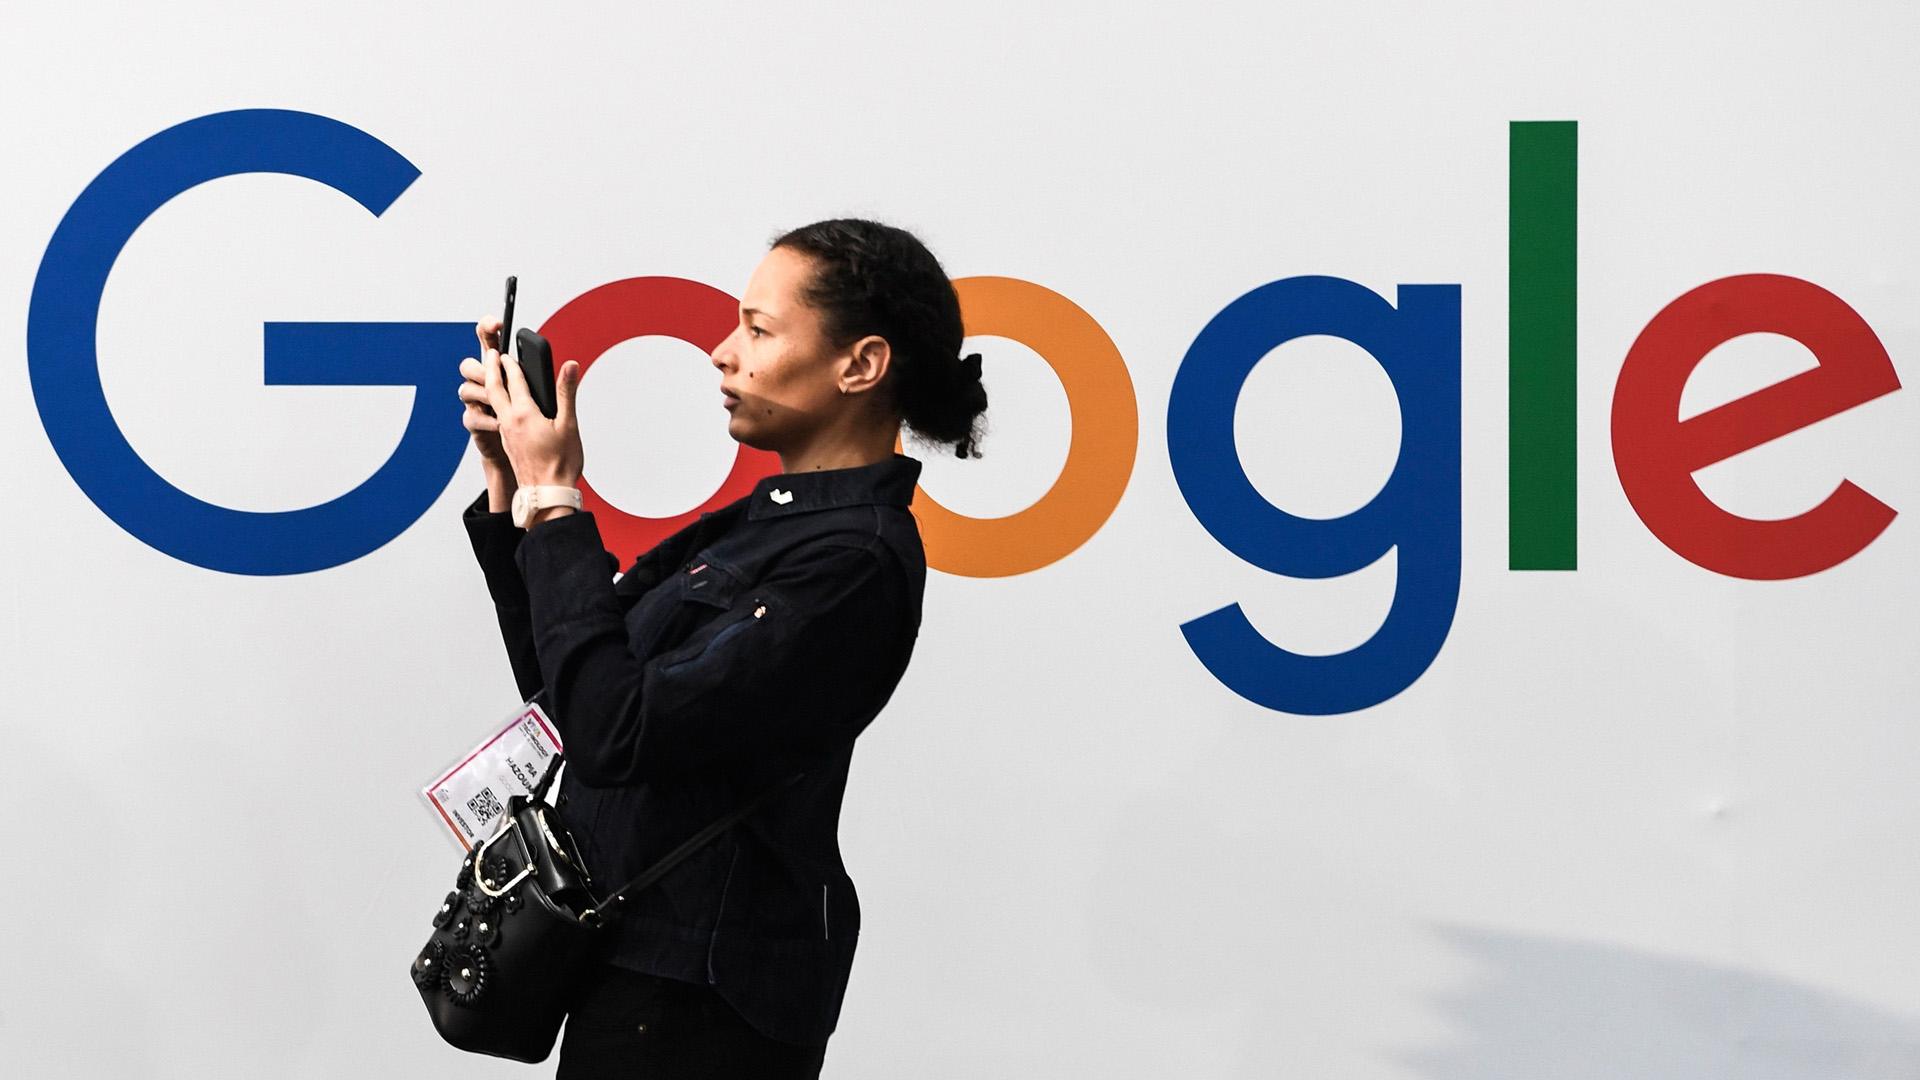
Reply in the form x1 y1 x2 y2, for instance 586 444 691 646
4 2 1919 1077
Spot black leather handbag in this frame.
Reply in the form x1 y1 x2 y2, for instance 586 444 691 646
410 751 804 1062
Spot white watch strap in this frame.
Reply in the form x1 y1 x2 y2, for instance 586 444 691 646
514 485 583 528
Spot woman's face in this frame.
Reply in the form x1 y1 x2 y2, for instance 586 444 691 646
710 245 850 453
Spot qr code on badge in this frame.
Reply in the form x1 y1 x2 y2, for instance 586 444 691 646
467 787 505 826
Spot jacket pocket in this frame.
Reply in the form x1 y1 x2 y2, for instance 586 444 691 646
676 558 741 609
706 845 742 983
659 586 775 674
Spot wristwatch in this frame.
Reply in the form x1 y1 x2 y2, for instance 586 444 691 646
511 485 583 528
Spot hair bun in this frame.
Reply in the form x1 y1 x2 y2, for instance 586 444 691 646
959 352 983 381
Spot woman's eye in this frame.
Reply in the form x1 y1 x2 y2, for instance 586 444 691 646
748 326 765 338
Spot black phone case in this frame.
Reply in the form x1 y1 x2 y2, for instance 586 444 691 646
514 328 559 420
500 276 517 353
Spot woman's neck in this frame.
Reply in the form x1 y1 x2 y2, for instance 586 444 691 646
778 424 901 475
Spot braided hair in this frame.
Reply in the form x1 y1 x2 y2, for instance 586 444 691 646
770 218 989 459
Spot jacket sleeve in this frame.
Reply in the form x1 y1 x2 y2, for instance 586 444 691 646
513 508 910 786
463 491 725 701
461 488 547 701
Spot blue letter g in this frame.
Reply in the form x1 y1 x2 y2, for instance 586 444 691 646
1168 276 1462 715
28 109 472 575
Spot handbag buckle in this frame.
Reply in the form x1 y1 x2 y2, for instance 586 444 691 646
472 819 536 898
534 807 577 870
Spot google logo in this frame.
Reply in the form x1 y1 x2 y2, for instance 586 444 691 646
28 111 1902 715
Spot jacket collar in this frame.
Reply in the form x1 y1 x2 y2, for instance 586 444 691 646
746 452 923 521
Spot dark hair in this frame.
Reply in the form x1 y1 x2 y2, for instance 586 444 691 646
770 218 989 459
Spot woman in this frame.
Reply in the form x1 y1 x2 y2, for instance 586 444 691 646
456 218 988 1078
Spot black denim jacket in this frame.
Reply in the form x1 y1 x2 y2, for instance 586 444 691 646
462 452 927 1046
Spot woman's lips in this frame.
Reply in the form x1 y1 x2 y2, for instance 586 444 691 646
722 391 739 409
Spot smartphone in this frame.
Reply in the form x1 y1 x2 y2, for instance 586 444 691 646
499 275 517 355
515 328 559 420
494 276 557 419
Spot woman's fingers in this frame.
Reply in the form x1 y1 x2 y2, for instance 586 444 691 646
483 348 510 413
459 361 500 419
476 316 502 356
500 350 531 402
461 401 500 432
553 361 581 430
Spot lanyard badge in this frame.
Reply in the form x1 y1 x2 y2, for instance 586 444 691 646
420 696 565 850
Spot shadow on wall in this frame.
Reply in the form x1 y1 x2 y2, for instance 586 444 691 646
1410 926 1920 1080
1080 567 1920 1079
1080 729 1920 1078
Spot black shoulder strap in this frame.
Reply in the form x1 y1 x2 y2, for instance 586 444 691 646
551 761 804 925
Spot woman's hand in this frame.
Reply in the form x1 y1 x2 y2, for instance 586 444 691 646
478 318 586 489
459 318 511 469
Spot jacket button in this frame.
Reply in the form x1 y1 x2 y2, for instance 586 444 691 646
635 1023 649 1035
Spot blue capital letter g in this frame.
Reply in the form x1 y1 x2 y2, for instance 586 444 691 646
28 109 472 574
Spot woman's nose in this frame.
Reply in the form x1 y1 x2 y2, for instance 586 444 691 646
712 327 741 367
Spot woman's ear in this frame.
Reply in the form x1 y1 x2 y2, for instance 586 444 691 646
841 335 891 394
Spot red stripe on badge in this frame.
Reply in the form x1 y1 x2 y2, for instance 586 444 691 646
689 564 707 575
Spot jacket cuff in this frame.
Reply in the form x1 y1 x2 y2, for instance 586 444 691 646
463 488 531 610
515 510 622 624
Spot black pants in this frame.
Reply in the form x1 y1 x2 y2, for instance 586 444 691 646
556 963 828 1079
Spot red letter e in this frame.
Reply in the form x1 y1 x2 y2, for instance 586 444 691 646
1612 274 1900 580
